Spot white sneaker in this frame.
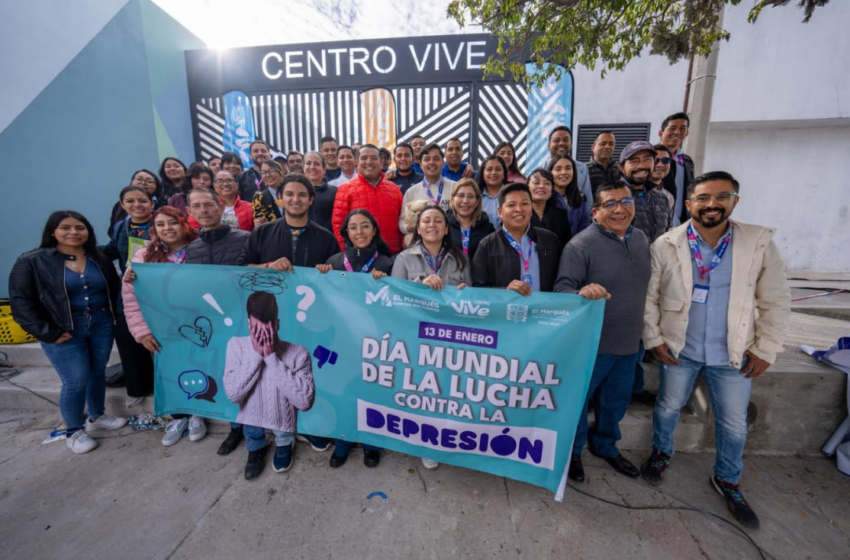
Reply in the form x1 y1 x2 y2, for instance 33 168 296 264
86 413 128 432
66 430 98 454
421 457 440 470
125 396 145 408
162 417 189 447
188 416 207 442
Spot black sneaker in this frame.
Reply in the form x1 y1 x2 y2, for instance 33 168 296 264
329 453 348 469
641 448 671 486
244 446 268 480
363 449 381 468
711 475 760 529
217 428 244 456
568 454 585 482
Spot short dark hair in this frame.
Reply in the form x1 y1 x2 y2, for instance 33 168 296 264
661 112 690 131
337 145 355 158
421 142 443 159
593 182 631 206
340 209 392 257
220 152 243 169
445 138 463 150
320 135 338 146
358 144 380 158
119 185 152 203
527 168 555 189
287 150 303 159
246 291 278 323
593 131 615 143
548 126 572 142
687 171 740 197
378 147 391 157
394 142 414 157
250 140 270 152
411 134 425 142
498 182 532 207
279 173 315 199
40 210 99 256
653 143 672 156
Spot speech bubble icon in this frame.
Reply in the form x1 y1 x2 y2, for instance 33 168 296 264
178 370 209 400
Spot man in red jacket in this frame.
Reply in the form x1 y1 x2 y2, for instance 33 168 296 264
331 144 403 253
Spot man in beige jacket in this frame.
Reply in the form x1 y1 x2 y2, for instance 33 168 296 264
640 171 790 530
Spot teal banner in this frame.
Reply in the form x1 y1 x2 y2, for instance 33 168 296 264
133 263 604 498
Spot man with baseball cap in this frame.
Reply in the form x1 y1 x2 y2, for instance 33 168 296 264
619 141 670 244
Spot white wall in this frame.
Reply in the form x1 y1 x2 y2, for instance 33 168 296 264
703 124 850 272
713 1 850 124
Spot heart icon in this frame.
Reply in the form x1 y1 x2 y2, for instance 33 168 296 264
179 316 213 348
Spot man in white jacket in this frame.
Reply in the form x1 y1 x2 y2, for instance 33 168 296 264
641 171 790 530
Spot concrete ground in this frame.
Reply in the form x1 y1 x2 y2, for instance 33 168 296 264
0 408 847 560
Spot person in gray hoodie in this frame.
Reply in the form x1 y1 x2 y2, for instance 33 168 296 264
554 183 651 484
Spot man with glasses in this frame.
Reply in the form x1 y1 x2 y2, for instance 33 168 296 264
641 171 790 530
554 183 651 483
650 144 675 218
619 141 669 243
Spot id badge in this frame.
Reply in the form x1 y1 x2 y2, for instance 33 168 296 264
521 273 534 286
692 285 709 304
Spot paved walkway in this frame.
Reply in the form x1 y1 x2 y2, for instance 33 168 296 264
0 408 847 560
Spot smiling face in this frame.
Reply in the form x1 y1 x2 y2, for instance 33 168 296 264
451 184 479 219
548 129 572 158
224 158 243 176
358 147 381 181
213 171 238 199
153 214 186 246
191 171 212 189
621 150 655 187
685 179 740 229
163 159 185 182
482 159 505 188
131 171 158 195
420 148 443 181
337 148 357 175
260 162 282 189
54 217 89 249
287 153 304 174
394 146 413 172
417 208 448 246
121 190 153 222
592 133 616 162
280 181 313 219
498 190 532 232
321 140 339 167
651 150 671 183
346 213 376 249
528 173 553 204
445 140 463 168
550 157 574 189
592 186 635 237
410 137 426 158
497 145 514 168
250 142 271 167
659 118 689 151
303 153 325 184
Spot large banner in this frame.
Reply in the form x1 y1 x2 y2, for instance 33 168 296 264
133 264 603 499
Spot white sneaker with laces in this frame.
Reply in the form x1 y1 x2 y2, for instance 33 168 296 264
421 457 440 470
66 430 98 454
86 414 128 432
188 416 207 442
162 417 189 447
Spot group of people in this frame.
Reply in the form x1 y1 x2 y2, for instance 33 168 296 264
7 111 790 530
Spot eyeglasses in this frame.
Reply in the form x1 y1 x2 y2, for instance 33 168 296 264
348 224 374 232
260 170 279 177
134 177 156 185
655 157 671 165
596 197 635 210
214 179 236 185
690 192 738 203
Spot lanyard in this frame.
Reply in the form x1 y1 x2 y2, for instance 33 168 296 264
687 224 731 281
502 228 533 273
423 247 445 273
460 227 471 256
343 251 378 273
173 248 186 263
424 180 444 205
253 168 264 191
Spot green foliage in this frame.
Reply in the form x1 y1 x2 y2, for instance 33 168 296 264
447 0 829 86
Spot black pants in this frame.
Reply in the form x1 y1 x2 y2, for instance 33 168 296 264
114 313 154 398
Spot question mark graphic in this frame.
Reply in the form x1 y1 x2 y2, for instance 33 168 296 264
295 286 316 323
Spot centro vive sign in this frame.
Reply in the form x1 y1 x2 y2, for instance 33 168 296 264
185 34 509 96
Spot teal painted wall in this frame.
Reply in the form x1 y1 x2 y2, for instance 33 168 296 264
0 0 203 296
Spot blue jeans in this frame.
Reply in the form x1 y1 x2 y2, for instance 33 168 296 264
333 439 381 457
573 353 638 457
653 355 751 483
632 340 647 394
41 310 114 434
241 426 295 452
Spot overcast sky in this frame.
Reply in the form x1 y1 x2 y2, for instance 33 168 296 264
152 0 482 48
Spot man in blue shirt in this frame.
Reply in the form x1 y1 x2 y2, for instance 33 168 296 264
441 138 475 181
